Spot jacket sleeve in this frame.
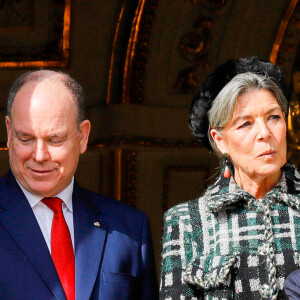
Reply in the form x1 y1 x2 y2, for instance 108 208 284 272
284 269 300 300
159 204 203 300
139 212 159 300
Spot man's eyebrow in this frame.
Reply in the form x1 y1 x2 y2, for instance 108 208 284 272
49 134 68 139
14 131 68 139
49 134 64 137
14 131 33 137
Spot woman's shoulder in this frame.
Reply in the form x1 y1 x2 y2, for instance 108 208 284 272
164 195 207 224
164 178 223 220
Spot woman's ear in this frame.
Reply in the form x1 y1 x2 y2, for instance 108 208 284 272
210 128 227 154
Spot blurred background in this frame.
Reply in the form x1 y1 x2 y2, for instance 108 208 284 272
0 0 300 275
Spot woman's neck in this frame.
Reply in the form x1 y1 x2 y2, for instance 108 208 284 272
233 168 282 199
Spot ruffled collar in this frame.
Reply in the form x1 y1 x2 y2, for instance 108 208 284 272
206 162 300 213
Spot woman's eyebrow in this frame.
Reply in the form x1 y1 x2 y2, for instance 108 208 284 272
231 107 281 126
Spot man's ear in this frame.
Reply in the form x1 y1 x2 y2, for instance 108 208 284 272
78 120 91 154
210 128 227 154
5 116 11 149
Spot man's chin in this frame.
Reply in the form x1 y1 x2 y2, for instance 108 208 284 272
24 181 59 197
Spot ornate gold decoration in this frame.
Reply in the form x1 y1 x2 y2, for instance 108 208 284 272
175 20 212 92
288 98 300 149
106 1 126 105
269 0 300 80
269 0 300 159
113 149 123 201
107 0 157 104
175 0 226 93
122 0 158 103
270 0 298 64
112 149 137 207
179 22 212 62
0 0 70 68
288 70 300 155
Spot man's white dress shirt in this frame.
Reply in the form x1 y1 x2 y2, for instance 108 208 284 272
18 178 75 253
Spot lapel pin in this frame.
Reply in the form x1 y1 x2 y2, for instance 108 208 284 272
94 221 101 227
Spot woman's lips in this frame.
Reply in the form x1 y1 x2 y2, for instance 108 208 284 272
258 150 276 158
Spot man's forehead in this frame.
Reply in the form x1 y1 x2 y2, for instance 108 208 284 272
10 83 76 128
13 80 73 109
18 75 68 94
21 71 66 87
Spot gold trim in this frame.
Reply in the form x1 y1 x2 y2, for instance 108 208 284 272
111 149 137 206
0 0 71 68
62 0 71 62
114 149 122 201
107 1 126 105
270 0 298 64
122 0 147 103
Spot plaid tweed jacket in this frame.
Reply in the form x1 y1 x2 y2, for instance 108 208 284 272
160 162 300 300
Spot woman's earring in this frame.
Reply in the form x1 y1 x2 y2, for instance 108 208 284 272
223 153 231 178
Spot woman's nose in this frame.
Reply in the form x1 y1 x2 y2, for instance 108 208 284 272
256 120 271 140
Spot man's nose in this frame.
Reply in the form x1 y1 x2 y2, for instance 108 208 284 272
33 140 50 162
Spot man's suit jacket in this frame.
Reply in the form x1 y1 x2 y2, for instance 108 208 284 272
285 269 300 300
0 171 158 300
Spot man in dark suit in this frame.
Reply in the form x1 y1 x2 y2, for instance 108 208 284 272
0 70 158 300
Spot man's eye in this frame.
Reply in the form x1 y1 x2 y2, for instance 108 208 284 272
18 137 32 143
49 138 63 144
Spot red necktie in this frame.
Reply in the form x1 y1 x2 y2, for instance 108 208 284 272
42 197 75 300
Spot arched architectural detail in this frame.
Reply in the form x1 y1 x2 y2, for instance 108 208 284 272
174 0 227 93
270 0 300 84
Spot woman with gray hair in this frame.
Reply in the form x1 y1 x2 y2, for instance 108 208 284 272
160 57 300 300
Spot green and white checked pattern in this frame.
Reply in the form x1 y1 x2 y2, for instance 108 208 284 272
160 162 300 300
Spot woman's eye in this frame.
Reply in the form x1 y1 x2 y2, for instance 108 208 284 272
238 121 251 128
270 114 280 120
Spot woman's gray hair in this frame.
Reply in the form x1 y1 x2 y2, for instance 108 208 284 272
208 72 288 157
7 70 85 127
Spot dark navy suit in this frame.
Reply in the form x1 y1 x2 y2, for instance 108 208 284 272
0 171 158 299
285 269 300 300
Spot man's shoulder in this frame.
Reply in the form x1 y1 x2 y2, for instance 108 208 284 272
0 171 20 196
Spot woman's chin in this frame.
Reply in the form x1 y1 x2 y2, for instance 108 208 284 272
252 162 283 179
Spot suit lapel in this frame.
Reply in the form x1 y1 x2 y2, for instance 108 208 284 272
73 184 107 300
0 172 66 300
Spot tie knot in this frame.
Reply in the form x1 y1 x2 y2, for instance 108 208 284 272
42 197 63 214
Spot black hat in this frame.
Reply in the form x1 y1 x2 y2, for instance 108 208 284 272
189 56 290 150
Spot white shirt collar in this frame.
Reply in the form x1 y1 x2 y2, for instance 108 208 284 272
17 178 74 212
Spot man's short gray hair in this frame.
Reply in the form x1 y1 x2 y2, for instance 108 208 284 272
208 72 288 156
